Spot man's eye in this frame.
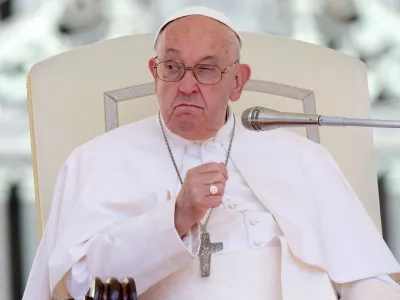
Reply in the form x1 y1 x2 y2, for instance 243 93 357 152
197 65 217 73
199 65 215 71
166 64 180 70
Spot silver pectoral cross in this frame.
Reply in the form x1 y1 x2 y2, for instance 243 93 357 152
199 231 223 277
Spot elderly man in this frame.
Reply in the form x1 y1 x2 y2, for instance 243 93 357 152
24 6 400 300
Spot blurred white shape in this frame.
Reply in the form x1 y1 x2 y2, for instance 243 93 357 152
59 0 106 31
314 0 357 46
381 0 400 12
153 0 264 33
57 0 110 46
253 0 294 37
372 101 400 161
13 0 47 15
0 1 64 59
291 0 326 45
0 1 66 112
323 0 357 21
355 1 400 100
106 0 147 37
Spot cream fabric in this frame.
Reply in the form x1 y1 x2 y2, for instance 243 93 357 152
27 31 382 238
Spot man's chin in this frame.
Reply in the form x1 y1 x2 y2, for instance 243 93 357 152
172 110 202 122
169 114 198 132
168 115 213 140
176 114 198 128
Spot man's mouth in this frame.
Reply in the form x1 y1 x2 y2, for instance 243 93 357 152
176 103 203 109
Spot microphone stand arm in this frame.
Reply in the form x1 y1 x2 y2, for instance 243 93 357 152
319 116 400 128
242 107 400 131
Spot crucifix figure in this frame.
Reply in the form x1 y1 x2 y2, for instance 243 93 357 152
199 231 223 277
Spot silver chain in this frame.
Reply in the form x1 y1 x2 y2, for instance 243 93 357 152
158 111 236 231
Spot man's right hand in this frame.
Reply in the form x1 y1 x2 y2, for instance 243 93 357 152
174 162 228 237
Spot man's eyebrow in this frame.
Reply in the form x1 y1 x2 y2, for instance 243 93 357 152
164 48 180 53
200 55 220 62
162 50 220 62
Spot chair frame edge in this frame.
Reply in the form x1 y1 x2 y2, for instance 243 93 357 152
27 73 43 240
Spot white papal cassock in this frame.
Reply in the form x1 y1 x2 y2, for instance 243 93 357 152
23 111 400 300
139 113 335 300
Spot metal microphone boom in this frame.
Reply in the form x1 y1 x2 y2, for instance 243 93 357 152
241 107 400 131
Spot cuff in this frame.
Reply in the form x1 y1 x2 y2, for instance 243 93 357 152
181 224 201 255
335 275 400 298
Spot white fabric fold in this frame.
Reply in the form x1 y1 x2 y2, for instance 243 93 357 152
278 236 338 300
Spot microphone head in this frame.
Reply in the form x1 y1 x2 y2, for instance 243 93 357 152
241 107 263 131
241 106 320 131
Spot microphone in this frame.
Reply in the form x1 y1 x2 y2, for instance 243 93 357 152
241 106 400 131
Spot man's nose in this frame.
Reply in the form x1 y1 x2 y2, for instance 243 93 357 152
179 69 199 94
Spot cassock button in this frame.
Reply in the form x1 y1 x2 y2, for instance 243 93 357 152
253 241 264 247
204 143 216 151
250 219 260 225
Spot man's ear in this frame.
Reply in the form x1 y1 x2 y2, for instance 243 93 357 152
148 58 157 80
230 64 251 102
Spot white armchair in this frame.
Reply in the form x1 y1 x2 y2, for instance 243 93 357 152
27 32 382 242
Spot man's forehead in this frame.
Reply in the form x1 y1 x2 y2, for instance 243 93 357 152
163 16 233 38
162 46 222 62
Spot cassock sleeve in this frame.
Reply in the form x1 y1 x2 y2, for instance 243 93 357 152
27 145 203 299
335 275 400 299
63 196 200 299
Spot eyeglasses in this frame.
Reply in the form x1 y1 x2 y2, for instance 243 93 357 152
153 57 239 85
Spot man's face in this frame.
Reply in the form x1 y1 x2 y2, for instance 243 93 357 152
149 16 250 140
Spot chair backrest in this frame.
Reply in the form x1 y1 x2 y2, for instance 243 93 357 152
27 32 380 239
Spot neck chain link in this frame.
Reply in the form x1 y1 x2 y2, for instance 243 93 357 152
158 111 236 231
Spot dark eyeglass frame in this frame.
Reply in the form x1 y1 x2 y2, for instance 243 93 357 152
153 56 240 85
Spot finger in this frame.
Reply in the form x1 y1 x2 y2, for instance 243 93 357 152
186 163 219 178
197 163 228 179
199 195 222 209
184 178 225 199
208 195 223 208
198 162 220 169
197 162 226 173
198 172 226 185
184 172 224 189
